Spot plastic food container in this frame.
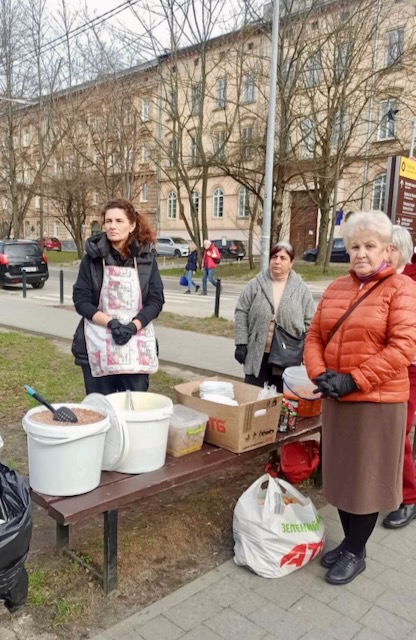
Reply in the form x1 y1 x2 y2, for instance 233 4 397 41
167 405 209 457
282 366 322 418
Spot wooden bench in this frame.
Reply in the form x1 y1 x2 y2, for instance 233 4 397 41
30 416 322 595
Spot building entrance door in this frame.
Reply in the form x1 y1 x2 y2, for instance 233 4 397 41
289 191 318 257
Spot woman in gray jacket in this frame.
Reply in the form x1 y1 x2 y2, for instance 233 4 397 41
234 242 315 391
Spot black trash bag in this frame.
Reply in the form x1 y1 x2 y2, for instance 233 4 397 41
0 463 32 611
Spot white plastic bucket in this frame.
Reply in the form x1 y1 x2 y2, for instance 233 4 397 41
106 392 173 473
22 404 110 496
282 366 322 418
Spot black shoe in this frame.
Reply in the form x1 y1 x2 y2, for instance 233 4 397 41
195 285 200 292
321 541 366 568
383 503 416 529
325 549 366 585
320 540 347 568
184 290 191 294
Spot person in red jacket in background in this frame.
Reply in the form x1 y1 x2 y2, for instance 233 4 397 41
383 225 416 529
200 239 221 295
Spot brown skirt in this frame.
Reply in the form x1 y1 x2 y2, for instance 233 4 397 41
322 399 406 514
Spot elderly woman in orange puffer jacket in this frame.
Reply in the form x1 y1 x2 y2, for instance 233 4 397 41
304 210 416 586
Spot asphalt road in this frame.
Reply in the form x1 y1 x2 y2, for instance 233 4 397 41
0 266 324 320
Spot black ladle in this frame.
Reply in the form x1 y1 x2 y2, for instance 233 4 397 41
24 385 78 423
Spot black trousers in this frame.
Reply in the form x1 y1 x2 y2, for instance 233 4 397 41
244 354 284 393
81 365 149 395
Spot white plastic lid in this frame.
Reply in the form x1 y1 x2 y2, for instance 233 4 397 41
82 394 127 471
170 404 209 430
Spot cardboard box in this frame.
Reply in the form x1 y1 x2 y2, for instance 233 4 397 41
174 377 282 454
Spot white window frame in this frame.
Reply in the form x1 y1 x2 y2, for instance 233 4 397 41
22 130 30 147
190 190 199 218
305 52 321 87
371 174 386 211
335 42 351 81
54 221 60 237
168 139 176 167
242 72 255 102
241 126 253 161
212 187 224 219
141 98 150 121
378 99 397 141
24 220 31 237
238 187 250 218
330 110 347 147
190 135 199 165
300 117 315 158
141 143 150 163
214 130 226 160
35 195 41 209
215 78 227 108
167 191 177 219
385 28 404 66
191 83 202 115
93 191 99 205
141 182 149 202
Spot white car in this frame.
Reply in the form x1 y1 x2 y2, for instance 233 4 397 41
156 236 189 257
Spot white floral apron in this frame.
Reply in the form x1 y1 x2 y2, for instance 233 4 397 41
84 259 158 377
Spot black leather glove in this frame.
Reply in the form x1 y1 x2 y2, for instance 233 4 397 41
312 369 337 397
316 372 358 399
234 344 248 365
107 319 123 341
112 322 138 346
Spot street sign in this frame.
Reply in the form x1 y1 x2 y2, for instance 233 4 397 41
386 156 416 244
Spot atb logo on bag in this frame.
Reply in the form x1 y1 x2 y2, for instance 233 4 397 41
280 540 324 569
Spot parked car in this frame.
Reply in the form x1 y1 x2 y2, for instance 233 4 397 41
0 239 49 288
36 237 62 251
302 238 350 263
156 236 189 258
212 239 246 261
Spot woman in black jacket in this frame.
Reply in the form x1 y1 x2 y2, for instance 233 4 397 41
71 198 164 394
184 243 199 294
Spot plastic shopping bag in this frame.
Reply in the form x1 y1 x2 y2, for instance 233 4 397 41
233 474 324 578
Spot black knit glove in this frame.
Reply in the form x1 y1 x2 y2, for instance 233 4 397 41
234 344 248 365
312 369 337 396
112 322 138 346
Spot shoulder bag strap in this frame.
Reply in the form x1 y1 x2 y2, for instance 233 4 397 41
326 277 389 345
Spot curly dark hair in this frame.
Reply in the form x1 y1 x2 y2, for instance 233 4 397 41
101 198 156 248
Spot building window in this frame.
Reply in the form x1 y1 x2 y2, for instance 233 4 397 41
142 143 150 163
24 220 30 237
191 83 202 115
330 111 347 147
378 99 397 140
93 191 99 205
385 28 404 66
281 56 295 91
54 221 60 237
168 90 177 117
35 196 41 209
242 72 255 102
238 187 250 218
241 126 253 161
213 130 226 160
190 190 199 218
141 98 150 121
371 174 386 211
190 136 199 165
335 42 351 82
141 183 149 202
22 130 30 147
168 139 177 167
215 78 227 108
300 117 315 158
213 187 224 219
167 191 177 219
305 52 321 87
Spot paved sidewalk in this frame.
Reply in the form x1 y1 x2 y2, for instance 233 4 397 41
90 504 416 640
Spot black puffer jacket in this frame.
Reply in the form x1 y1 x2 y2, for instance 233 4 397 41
71 233 164 366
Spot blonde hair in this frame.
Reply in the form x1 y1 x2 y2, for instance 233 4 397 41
342 210 392 248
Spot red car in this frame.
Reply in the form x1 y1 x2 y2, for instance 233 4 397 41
36 237 62 251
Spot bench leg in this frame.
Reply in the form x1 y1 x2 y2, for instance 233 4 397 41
56 523 69 551
103 509 118 595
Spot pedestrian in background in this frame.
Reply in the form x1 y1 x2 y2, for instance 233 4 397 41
305 211 416 585
71 197 164 395
234 241 315 392
200 239 221 295
383 225 416 529
184 243 200 294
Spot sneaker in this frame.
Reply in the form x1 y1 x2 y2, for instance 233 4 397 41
199 291 207 295
184 290 191 294
195 285 200 292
